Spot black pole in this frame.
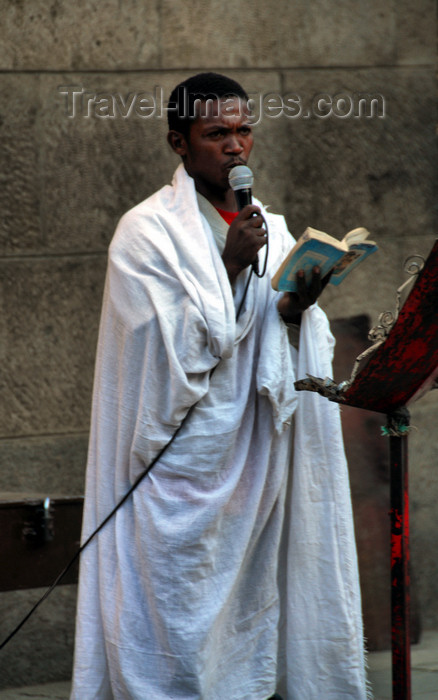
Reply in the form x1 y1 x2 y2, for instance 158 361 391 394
388 408 411 700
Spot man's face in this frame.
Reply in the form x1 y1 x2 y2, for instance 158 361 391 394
171 97 254 205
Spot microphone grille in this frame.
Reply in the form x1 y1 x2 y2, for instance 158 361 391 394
228 165 253 191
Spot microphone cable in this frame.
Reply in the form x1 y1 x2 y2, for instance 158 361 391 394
0 219 269 652
236 212 269 318
253 212 269 278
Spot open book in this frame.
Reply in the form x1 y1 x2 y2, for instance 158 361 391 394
271 226 377 293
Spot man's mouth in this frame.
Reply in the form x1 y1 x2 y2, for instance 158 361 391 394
224 160 246 171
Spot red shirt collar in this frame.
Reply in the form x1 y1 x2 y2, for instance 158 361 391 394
215 207 239 225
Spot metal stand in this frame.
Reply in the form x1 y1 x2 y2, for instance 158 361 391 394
294 241 438 700
388 410 411 700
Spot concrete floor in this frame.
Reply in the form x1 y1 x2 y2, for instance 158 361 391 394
1 630 437 699
0 683 70 699
367 629 438 700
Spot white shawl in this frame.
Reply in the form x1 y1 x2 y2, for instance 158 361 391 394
71 164 368 699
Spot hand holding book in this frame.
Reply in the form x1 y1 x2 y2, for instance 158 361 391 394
272 226 377 293
277 265 332 323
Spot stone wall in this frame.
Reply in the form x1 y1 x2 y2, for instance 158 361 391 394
0 0 436 687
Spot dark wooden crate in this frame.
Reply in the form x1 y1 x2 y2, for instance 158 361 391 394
0 494 83 591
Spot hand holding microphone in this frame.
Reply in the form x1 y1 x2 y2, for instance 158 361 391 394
222 165 268 281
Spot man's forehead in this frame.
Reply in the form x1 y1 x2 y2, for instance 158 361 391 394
194 96 250 124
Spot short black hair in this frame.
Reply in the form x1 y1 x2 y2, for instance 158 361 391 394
167 72 249 138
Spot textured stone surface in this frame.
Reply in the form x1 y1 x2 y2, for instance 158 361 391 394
278 66 437 327
280 68 436 242
0 586 76 689
0 1 160 71
39 72 180 254
1 1 434 71
0 434 88 495
0 256 106 437
410 391 438 631
0 73 174 256
161 1 396 69
395 0 437 65
0 75 43 253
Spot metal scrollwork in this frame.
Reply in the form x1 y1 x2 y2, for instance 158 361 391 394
368 310 396 343
393 254 425 319
404 254 425 276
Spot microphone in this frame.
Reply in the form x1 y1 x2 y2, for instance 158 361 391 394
228 164 254 210
228 165 259 273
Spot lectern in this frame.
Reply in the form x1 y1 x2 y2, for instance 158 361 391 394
295 240 438 700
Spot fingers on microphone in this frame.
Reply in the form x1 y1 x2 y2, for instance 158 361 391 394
240 204 260 219
250 213 264 228
257 232 268 249
249 204 261 216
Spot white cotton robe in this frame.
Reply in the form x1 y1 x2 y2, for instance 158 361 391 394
71 164 369 700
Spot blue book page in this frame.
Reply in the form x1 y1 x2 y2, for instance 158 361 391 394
275 239 345 292
330 242 378 285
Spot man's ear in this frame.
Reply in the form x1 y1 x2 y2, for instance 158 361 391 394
167 130 188 157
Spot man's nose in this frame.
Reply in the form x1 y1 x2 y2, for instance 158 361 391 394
224 134 244 153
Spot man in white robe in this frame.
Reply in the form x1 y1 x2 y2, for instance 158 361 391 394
71 73 369 699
